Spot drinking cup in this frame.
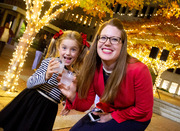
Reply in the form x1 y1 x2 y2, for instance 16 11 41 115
54 58 64 73
60 69 75 86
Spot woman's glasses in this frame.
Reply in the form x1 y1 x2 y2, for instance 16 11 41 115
98 35 121 45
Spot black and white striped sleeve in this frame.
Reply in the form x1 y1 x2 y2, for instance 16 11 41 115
27 58 51 88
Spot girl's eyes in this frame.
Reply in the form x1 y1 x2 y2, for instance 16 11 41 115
71 48 77 52
61 46 78 52
62 47 66 50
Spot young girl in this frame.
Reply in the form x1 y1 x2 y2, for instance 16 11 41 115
59 18 153 131
0 30 89 131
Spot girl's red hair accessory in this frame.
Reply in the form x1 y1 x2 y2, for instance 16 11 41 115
53 30 63 39
81 33 90 48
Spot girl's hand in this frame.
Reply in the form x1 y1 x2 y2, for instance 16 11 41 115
58 78 77 102
45 58 60 80
56 71 62 83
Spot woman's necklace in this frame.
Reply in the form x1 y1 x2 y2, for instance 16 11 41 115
103 66 112 75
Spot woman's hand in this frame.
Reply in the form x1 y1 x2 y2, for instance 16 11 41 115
45 58 59 80
58 78 77 102
93 112 113 123
60 102 70 116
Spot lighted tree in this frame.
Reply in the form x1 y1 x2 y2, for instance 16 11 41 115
123 16 180 93
1 0 180 91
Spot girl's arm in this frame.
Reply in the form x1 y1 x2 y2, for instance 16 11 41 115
27 58 60 88
27 59 50 88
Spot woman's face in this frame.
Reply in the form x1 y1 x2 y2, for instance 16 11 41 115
97 25 122 66
59 39 80 67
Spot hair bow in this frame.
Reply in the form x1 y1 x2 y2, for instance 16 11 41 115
53 30 63 39
81 33 90 48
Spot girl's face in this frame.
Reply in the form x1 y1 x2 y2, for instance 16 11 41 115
97 25 122 66
59 39 80 67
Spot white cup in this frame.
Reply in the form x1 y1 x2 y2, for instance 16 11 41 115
54 58 64 73
60 69 75 87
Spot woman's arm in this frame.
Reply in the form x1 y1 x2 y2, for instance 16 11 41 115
58 81 96 112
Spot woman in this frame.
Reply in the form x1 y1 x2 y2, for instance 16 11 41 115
59 18 153 131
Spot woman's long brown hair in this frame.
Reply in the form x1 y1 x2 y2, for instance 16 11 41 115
77 18 128 103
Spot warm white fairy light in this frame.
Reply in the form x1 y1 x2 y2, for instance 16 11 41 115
126 28 180 38
141 22 180 31
130 37 179 46
128 38 179 94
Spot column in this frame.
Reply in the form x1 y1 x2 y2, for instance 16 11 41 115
131 9 137 17
137 9 142 18
95 19 101 29
119 6 123 14
125 6 129 15
86 15 91 27
80 15 86 25
14 18 24 46
12 13 21 33
144 5 150 18
15 18 24 37
59 12 64 19
1 10 8 26
113 4 119 13
72 13 77 22
152 7 158 17
90 17 96 28
76 13 82 24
